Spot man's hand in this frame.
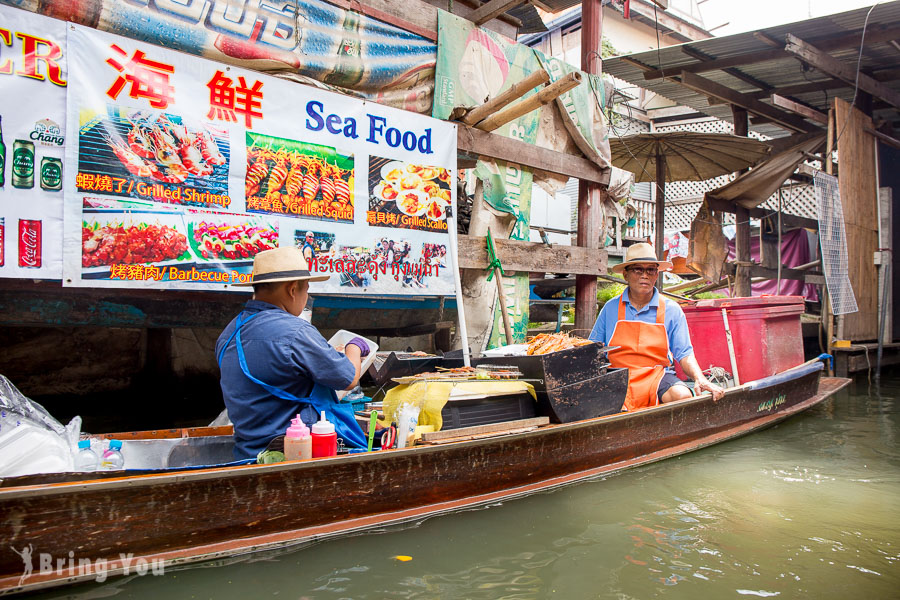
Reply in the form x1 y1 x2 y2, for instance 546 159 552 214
695 377 725 401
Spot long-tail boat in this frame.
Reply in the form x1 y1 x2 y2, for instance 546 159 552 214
0 359 849 595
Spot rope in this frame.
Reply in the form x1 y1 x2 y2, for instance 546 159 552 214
485 228 507 282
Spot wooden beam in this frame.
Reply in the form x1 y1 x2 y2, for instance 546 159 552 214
682 46 773 92
642 23 900 80
771 94 829 124
764 130 824 155
467 0 524 26
866 127 900 151
679 71 815 133
457 235 608 276
725 263 825 285
331 0 519 42
705 197 819 230
457 124 610 185
630 0 710 42
744 68 900 101
784 34 900 110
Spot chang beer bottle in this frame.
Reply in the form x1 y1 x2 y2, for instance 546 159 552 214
0 116 5 187
323 10 365 88
12 139 34 189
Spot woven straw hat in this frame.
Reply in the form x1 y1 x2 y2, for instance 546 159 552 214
233 247 330 286
610 242 673 274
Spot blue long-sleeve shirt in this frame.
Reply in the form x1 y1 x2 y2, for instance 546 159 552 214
216 300 355 459
588 289 694 370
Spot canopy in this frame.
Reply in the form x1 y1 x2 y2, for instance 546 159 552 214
609 132 771 183
705 133 826 208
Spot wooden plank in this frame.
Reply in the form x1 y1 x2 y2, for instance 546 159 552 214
420 416 550 442
724 263 826 284
835 96 879 340
642 24 900 80
336 0 518 42
630 0 709 41
457 124 611 185
679 72 816 133
771 94 829 124
784 34 900 110
682 46 773 92
468 0 525 26
0 280 246 328
457 235 609 276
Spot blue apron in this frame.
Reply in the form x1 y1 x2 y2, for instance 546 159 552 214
218 312 367 451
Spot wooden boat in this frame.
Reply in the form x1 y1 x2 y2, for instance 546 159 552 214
0 359 849 595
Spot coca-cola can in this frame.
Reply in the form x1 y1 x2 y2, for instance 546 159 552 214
18 219 41 268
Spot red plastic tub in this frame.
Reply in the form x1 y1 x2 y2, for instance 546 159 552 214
674 296 805 384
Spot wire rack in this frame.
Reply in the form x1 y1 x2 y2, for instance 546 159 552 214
814 172 858 315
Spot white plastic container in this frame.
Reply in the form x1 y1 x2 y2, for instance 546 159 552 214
328 330 379 399
0 414 73 476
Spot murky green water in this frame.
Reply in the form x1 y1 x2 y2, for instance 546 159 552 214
35 375 899 599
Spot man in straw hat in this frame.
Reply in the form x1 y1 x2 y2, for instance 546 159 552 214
589 242 724 412
216 247 370 459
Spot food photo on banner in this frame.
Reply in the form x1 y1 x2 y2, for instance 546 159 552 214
61 21 457 294
367 156 452 232
0 4 68 279
245 132 353 223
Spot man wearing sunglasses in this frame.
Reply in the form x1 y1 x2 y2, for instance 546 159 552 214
589 243 724 411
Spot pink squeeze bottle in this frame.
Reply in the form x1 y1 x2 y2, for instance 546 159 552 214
284 415 312 460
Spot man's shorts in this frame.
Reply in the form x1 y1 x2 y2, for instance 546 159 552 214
658 372 692 401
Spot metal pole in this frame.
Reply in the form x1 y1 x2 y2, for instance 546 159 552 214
655 150 666 291
574 0 603 335
446 181 471 367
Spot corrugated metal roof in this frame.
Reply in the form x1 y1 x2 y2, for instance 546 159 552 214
602 1 900 137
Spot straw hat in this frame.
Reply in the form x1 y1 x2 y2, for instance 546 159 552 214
234 247 330 286
610 242 673 274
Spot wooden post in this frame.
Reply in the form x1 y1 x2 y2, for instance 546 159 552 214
655 150 666 291
732 105 752 297
574 0 602 336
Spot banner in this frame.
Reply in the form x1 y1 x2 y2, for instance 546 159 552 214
63 24 457 294
0 5 67 279
0 0 436 114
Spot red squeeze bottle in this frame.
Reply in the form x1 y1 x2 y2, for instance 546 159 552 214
311 410 337 457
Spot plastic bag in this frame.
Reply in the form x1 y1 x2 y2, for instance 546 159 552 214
0 375 79 476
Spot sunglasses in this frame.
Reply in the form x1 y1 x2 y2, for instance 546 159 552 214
625 266 659 277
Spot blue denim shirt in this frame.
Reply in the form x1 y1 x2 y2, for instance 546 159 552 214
216 300 356 459
588 289 694 370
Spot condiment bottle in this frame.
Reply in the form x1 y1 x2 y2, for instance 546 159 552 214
284 415 312 461
311 411 337 458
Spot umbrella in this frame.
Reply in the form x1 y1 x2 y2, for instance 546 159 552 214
609 132 771 285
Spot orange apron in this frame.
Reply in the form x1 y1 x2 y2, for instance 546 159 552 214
607 295 671 412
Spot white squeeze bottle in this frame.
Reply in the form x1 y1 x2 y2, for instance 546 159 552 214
74 439 98 472
100 439 125 471
284 415 312 460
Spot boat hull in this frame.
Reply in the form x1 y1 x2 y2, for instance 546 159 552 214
0 364 849 594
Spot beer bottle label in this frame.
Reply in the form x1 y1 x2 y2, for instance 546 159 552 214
13 148 33 177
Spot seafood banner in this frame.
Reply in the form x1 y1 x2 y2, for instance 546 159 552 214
0 5 67 279
63 24 457 294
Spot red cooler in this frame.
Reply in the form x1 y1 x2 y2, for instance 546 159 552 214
674 296 805 384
